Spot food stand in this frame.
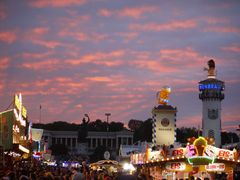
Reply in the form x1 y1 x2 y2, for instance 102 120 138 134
131 137 240 179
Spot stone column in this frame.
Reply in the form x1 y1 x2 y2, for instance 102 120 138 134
116 137 118 149
111 138 113 148
90 138 93 149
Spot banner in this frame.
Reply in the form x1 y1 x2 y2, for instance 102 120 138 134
0 110 14 149
31 128 43 142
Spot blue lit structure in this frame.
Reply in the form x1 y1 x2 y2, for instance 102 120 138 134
199 79 225 100
198 60 224 147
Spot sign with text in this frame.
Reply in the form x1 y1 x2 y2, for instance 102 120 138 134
205 163 225 171
165 162 186 171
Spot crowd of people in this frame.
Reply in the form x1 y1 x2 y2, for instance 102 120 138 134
0 160 150 180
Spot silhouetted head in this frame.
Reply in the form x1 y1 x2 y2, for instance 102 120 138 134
208 59 215 68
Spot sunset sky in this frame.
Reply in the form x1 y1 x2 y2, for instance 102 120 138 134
0 0 240 132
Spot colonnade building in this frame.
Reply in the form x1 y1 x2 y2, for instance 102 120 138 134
41 129 134 155
86 130 134 150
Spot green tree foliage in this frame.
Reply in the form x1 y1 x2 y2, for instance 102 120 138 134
133 118 152 142
87 119 125 132
33 121 79 131
176 127 199 143
221 131 239 145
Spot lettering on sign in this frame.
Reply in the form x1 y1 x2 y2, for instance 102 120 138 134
165 162 186 171
171 148 185 156
218 149 234 159
206 163 225 171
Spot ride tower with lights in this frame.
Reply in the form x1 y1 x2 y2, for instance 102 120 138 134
199 60 224 147
152 86 177 146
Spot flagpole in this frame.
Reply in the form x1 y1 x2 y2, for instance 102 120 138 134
39 105 42 124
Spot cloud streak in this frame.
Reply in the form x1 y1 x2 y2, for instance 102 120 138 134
29 0 86 8
99 6 158 19
129 19 197 31
0 31 17 44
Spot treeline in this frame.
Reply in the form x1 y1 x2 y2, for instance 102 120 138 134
33 119 125 132
33 118 239 145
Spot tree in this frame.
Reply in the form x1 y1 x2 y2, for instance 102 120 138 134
176 127 199 143
33 121 79 131
133 118 152 142
221 131 239 145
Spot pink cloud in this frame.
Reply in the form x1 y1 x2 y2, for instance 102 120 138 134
221 44 240 53
66 50 125 67
59 15 90 27
32 27 49 35
35 79 52 87
0 57 10 70
58 29 108 42
131 48 207 73
85 76 112 82
99 6 158 19
132 60 177 73
129 19 197 31
203 26 240 34
98 9 112 17
30 0 86 8
0 31 17 44
118 6 158 19
21 59 62 71
11 77 89 97
159 48 200 61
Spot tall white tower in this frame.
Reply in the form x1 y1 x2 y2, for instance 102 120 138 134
199 60 224 147
152 86 177 146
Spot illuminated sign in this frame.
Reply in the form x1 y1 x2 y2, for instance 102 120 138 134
170 148 185 157
157 86 171 105
165 162 186 171
22 106 27 119
15 94 21 111
187 156 215 165
14 108 26 127
19 144 29 154
205 163 225 171
14 93 27 119
13 124 20 133
193 137 207 156
217 149 234 159
199 84 223 91
204 145 217 158
186 145 197 158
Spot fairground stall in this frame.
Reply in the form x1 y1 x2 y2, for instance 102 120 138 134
131 137 240 179
0 94 31 168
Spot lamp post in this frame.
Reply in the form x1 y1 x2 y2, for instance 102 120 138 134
105 113 111 132
105 113 111 147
